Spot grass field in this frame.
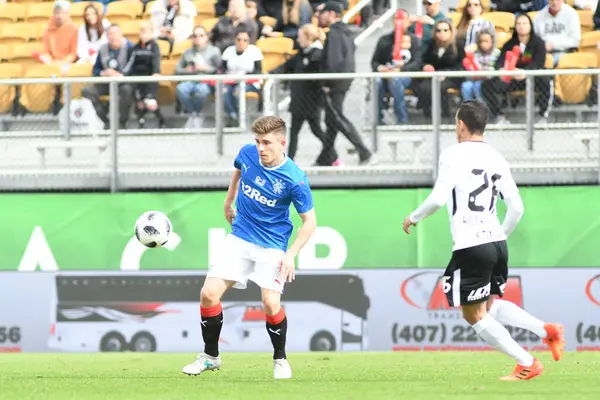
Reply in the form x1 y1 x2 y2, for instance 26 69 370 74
1 352 599 400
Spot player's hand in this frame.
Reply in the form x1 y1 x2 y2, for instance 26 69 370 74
403 217 416 234
278 253 296 283
224 206 237 226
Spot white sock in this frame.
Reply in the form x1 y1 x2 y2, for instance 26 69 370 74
472 314 534 367
489 299 547 339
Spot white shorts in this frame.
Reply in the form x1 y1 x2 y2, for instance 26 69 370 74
207 234 285 293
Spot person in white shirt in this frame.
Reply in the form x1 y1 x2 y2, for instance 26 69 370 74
220 28 263 126
77 4 110 64
574 0 598 12
534 0 581 66
403 100 565 381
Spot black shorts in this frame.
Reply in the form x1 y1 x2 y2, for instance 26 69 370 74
443 240 508 307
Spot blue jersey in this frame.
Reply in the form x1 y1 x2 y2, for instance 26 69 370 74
231 144 314 251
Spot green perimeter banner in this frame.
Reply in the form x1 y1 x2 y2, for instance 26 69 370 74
0 186 598 271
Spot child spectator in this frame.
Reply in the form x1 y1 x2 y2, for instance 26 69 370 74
461 29 500 101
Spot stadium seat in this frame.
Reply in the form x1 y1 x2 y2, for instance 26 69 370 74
0 3 27 23
157 59 178 106
106 1 143 24
120 20 143 43
259 16 277 27
193 0 215 19
527 11 539 21
198 17 218 32
157 39 171 59
70 2 104 25
577 10 594 34
19 64 63 113
579 31 600 68
0 22 34 44
171 39 191 59
143 1 155 18
554 52 597 104
5 42 43 67
482 11 514 34
447 12 460 27
496 31 511 49
0 63 23 113
63 63 94 101
25 2 55 23
256 37 294 72
0 44 9 61
31 22 46 42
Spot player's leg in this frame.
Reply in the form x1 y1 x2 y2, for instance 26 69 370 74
446 244 542 381
486 241 565 360
251 247 291 379
182 234 253 376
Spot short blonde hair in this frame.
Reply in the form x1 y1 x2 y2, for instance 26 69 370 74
251 116 287 136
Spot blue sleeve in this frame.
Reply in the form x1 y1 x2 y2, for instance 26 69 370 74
291 177 314 214
233 148 243 170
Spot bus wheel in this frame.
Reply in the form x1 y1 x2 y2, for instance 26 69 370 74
130 332 157 352
309 331 336 351
100 332 127 352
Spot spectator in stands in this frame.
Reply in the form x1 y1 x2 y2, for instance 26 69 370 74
77 4 110 65
221 28 263 127
481 13 552 124
245 1 265 35
412 19 465 120
261 0 313 41
211 0 259 52
456 0 496 51
407 0 446 52
175 26 221 129
315 1 374 166
534 0 581 66
461 29 500 101
574 0 597 11
490 0 546 13
37 1 78 68
122 22 166 128
215 0 229 16
149 0 197 52
270 24 327 162
83 25 134 129
371 10 422 125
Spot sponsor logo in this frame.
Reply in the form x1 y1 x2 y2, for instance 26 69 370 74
585 273 600 307
241 182 277 207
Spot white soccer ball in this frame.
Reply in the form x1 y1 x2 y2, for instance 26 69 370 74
134 211 172 248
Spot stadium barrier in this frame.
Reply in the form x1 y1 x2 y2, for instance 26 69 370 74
0 68 599 191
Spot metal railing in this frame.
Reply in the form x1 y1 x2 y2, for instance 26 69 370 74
0 68 599 192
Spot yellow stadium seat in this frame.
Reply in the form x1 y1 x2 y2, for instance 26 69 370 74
143 1 155 18
579 31 600 69
70 2 105 25
63 63 94 101
171 39 191 59
0 22 35 44
198 17 218 32
157 59 178 106
0 3 27 23
5 42 44 68
554 52 597 104
256 37 294 72
259 16 277 27
527 11 539 21
0 44 9 61
545 53 554 69
106 1 143 24
19 64 63 113
577 10 594 34
447 12 461 28
157 39 171 59
481 11 515 33
120 20 143 43
496 31 511 49
193 0 215 19
0 63 23 113
25 2 55 23
31 22 47 41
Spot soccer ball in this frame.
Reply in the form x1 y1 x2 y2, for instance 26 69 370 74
134 211 172 248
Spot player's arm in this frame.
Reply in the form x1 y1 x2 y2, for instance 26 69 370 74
498 168 524 237
287 208 317 259
224 168 241 226
403 153 455 233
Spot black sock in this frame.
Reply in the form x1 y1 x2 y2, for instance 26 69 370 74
266 309 287 360
200 304 223 357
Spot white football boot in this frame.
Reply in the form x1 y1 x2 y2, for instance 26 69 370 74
273 359 292 379
181 353 222 376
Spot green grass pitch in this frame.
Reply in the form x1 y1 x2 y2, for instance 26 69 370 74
1 352 599 400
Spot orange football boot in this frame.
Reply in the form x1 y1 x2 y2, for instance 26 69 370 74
500 358 544 381
543 323 565 361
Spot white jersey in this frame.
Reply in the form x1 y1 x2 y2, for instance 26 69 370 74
410 141 524 251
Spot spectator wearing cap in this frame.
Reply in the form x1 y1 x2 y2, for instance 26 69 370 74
407 0 446 52
534 0 581 66
211 0 259 52
315 1 374 166
83 25 134 129
38 1 79 66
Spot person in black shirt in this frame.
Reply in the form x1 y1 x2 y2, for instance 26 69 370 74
122 22 165 128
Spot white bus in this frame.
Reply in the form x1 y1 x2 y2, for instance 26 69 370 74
48 271 370 353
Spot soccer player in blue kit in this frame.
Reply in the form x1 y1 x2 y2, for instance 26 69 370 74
182 116 317 379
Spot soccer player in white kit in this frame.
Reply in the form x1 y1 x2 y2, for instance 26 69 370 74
182 116 317 379
402 100 565 381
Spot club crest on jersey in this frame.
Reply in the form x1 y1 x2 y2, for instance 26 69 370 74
255 176 266 186
272 179 285 195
